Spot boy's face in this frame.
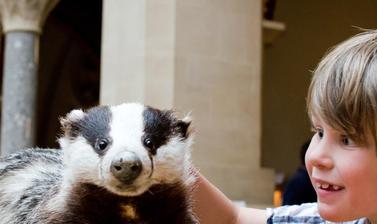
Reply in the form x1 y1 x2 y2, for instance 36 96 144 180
306 117 377 222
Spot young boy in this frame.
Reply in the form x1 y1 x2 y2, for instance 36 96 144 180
193 29 377 224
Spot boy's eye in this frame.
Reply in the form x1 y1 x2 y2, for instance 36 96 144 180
341 135 354 146
316 128 324 139
310 126 324 139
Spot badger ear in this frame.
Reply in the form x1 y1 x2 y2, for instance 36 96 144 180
176 115 193 139
60 109 86 138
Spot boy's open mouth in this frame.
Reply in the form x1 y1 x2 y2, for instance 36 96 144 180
316 183 344 191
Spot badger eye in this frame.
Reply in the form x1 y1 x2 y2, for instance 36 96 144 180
144 137 154 149
96 139 109 151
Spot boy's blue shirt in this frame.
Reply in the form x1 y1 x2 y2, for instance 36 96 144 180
267 203 370 224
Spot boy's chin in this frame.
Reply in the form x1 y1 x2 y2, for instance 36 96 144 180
317 202 356 222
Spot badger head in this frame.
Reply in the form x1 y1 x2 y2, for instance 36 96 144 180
58 103 193 196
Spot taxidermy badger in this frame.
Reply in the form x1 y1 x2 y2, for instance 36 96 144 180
0 103 197 224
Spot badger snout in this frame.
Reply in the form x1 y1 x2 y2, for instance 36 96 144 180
110 151 142 184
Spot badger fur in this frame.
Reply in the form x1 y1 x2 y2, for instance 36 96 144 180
0 103 197 224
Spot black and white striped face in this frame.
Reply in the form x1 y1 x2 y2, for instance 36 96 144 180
59 103 192 196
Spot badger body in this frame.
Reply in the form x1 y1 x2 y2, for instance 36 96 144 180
0 103 197 224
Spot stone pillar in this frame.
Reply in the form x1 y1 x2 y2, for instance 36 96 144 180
174 0 275 206
0 0 59 155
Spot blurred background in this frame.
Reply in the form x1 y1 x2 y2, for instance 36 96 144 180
0 0 376 207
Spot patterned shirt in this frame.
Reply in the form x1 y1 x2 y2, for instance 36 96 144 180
267 203 370 224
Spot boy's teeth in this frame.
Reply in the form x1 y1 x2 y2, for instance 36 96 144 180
316 183 342 191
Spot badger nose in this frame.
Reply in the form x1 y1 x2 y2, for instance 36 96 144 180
110 151 142 184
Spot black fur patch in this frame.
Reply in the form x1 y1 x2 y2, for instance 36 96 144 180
142 107 190 155
58 182 197 224
67 106 112 155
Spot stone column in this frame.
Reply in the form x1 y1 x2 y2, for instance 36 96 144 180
174 0 275 206
0 0 59 155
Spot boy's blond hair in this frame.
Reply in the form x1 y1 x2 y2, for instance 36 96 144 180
307 30 377 147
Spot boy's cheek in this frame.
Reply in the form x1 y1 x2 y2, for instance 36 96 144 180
305 146 314 169
305 163 313 179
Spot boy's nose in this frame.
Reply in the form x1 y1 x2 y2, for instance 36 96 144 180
306 138 333 170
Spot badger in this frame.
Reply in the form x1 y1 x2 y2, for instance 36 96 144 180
0 103 197 224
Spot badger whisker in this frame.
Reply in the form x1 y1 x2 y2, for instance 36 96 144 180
147 153 154 179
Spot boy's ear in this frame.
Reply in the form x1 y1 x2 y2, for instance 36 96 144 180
176 115 193 139
60 109 86 138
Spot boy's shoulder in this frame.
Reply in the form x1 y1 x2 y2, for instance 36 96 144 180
267 203 369 224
